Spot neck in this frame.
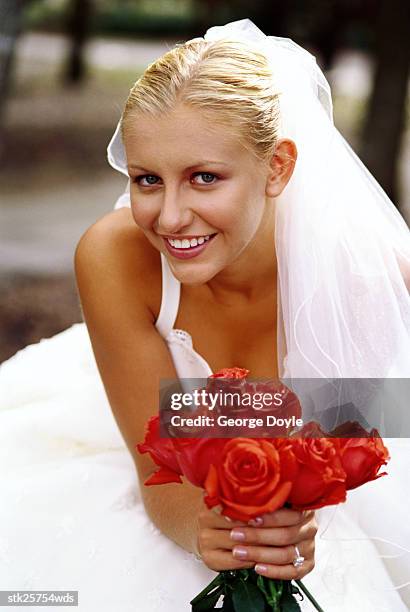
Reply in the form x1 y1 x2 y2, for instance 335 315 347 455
206 205 277 307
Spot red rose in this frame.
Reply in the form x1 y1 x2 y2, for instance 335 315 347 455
291 421 330 438
329 420 373 438
287 438 347 510
136 416 183 485
336 432 390 490
204 438 298 521
209 367 250 379
244 381 302 415
231 381 302 437
173 437 227 487
206 367 250 398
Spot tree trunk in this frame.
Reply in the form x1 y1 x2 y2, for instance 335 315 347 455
0 0 25 160
359 0 410 207
62 0 93 85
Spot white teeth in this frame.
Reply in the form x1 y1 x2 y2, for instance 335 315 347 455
166 234 214 249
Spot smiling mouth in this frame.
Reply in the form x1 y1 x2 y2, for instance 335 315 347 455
164 233 218 250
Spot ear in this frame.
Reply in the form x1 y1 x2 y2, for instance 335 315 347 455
265 139 297 197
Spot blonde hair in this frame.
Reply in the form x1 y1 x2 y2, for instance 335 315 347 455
120 38 281 163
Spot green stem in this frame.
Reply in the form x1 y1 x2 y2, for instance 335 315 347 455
295 579 325 612
271 579 283 602
257 575 282 611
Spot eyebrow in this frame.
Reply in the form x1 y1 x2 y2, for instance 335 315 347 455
128 161 230 172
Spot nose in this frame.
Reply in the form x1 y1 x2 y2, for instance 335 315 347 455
156 186 194 235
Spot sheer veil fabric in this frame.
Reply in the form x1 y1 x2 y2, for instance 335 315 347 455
107 18 410 606
108 17 410 379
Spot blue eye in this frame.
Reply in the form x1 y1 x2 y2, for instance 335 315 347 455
133 172 219 187
134 175 159 186
193 172 218 185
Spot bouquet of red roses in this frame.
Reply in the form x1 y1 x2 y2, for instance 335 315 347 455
137 368 390 611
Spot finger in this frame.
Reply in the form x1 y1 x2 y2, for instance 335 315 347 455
201 506 315 531
229 520 317 548
199 507 248 529
231 539 315 566
199 517 317 557
248 508 309 528
254 558 315 581
200 548 256 572
198 527 250 555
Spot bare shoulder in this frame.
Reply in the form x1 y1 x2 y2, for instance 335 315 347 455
74 207 178 481
74 207 161 324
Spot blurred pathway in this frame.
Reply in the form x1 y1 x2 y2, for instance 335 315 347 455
0 174 127 276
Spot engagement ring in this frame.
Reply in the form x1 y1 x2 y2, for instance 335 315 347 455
292 545 305 568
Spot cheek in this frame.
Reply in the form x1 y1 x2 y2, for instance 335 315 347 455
130 205 143 229
214 202 260 236
197 196 250 232
130 196 157 229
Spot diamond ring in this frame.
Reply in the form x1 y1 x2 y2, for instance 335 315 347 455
292 545 305 568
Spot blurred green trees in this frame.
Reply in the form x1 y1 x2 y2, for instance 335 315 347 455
23 0 198 36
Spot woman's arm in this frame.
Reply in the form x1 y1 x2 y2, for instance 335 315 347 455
74 211 207 554
73 210 317 579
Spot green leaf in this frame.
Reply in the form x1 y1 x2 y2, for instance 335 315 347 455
280 585 302 612
231 580 266 612
221 591 236 611
190 574 224 606
191 585 225 611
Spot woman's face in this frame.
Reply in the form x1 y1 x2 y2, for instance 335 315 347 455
124 104 274 284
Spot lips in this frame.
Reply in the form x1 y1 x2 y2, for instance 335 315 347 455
163 234 213 242
163 233 218 260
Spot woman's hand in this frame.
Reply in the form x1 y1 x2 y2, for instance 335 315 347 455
196 503 256 571
196 503 318 580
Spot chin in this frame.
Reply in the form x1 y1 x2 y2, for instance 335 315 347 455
166 258 220 285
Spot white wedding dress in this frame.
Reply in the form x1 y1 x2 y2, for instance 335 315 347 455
1 199 409 611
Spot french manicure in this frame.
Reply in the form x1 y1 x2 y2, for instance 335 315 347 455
232 546 248 559
230 529 246 542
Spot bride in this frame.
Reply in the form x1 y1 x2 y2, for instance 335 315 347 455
1 18 409 612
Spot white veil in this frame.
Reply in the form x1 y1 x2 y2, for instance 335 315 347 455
107 17 410 379
106 18 410 605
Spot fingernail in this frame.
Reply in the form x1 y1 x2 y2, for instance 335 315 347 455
232 546 248 559
255 564 268 574
248 516 264 526
224 515 232 523
230 529 246 542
